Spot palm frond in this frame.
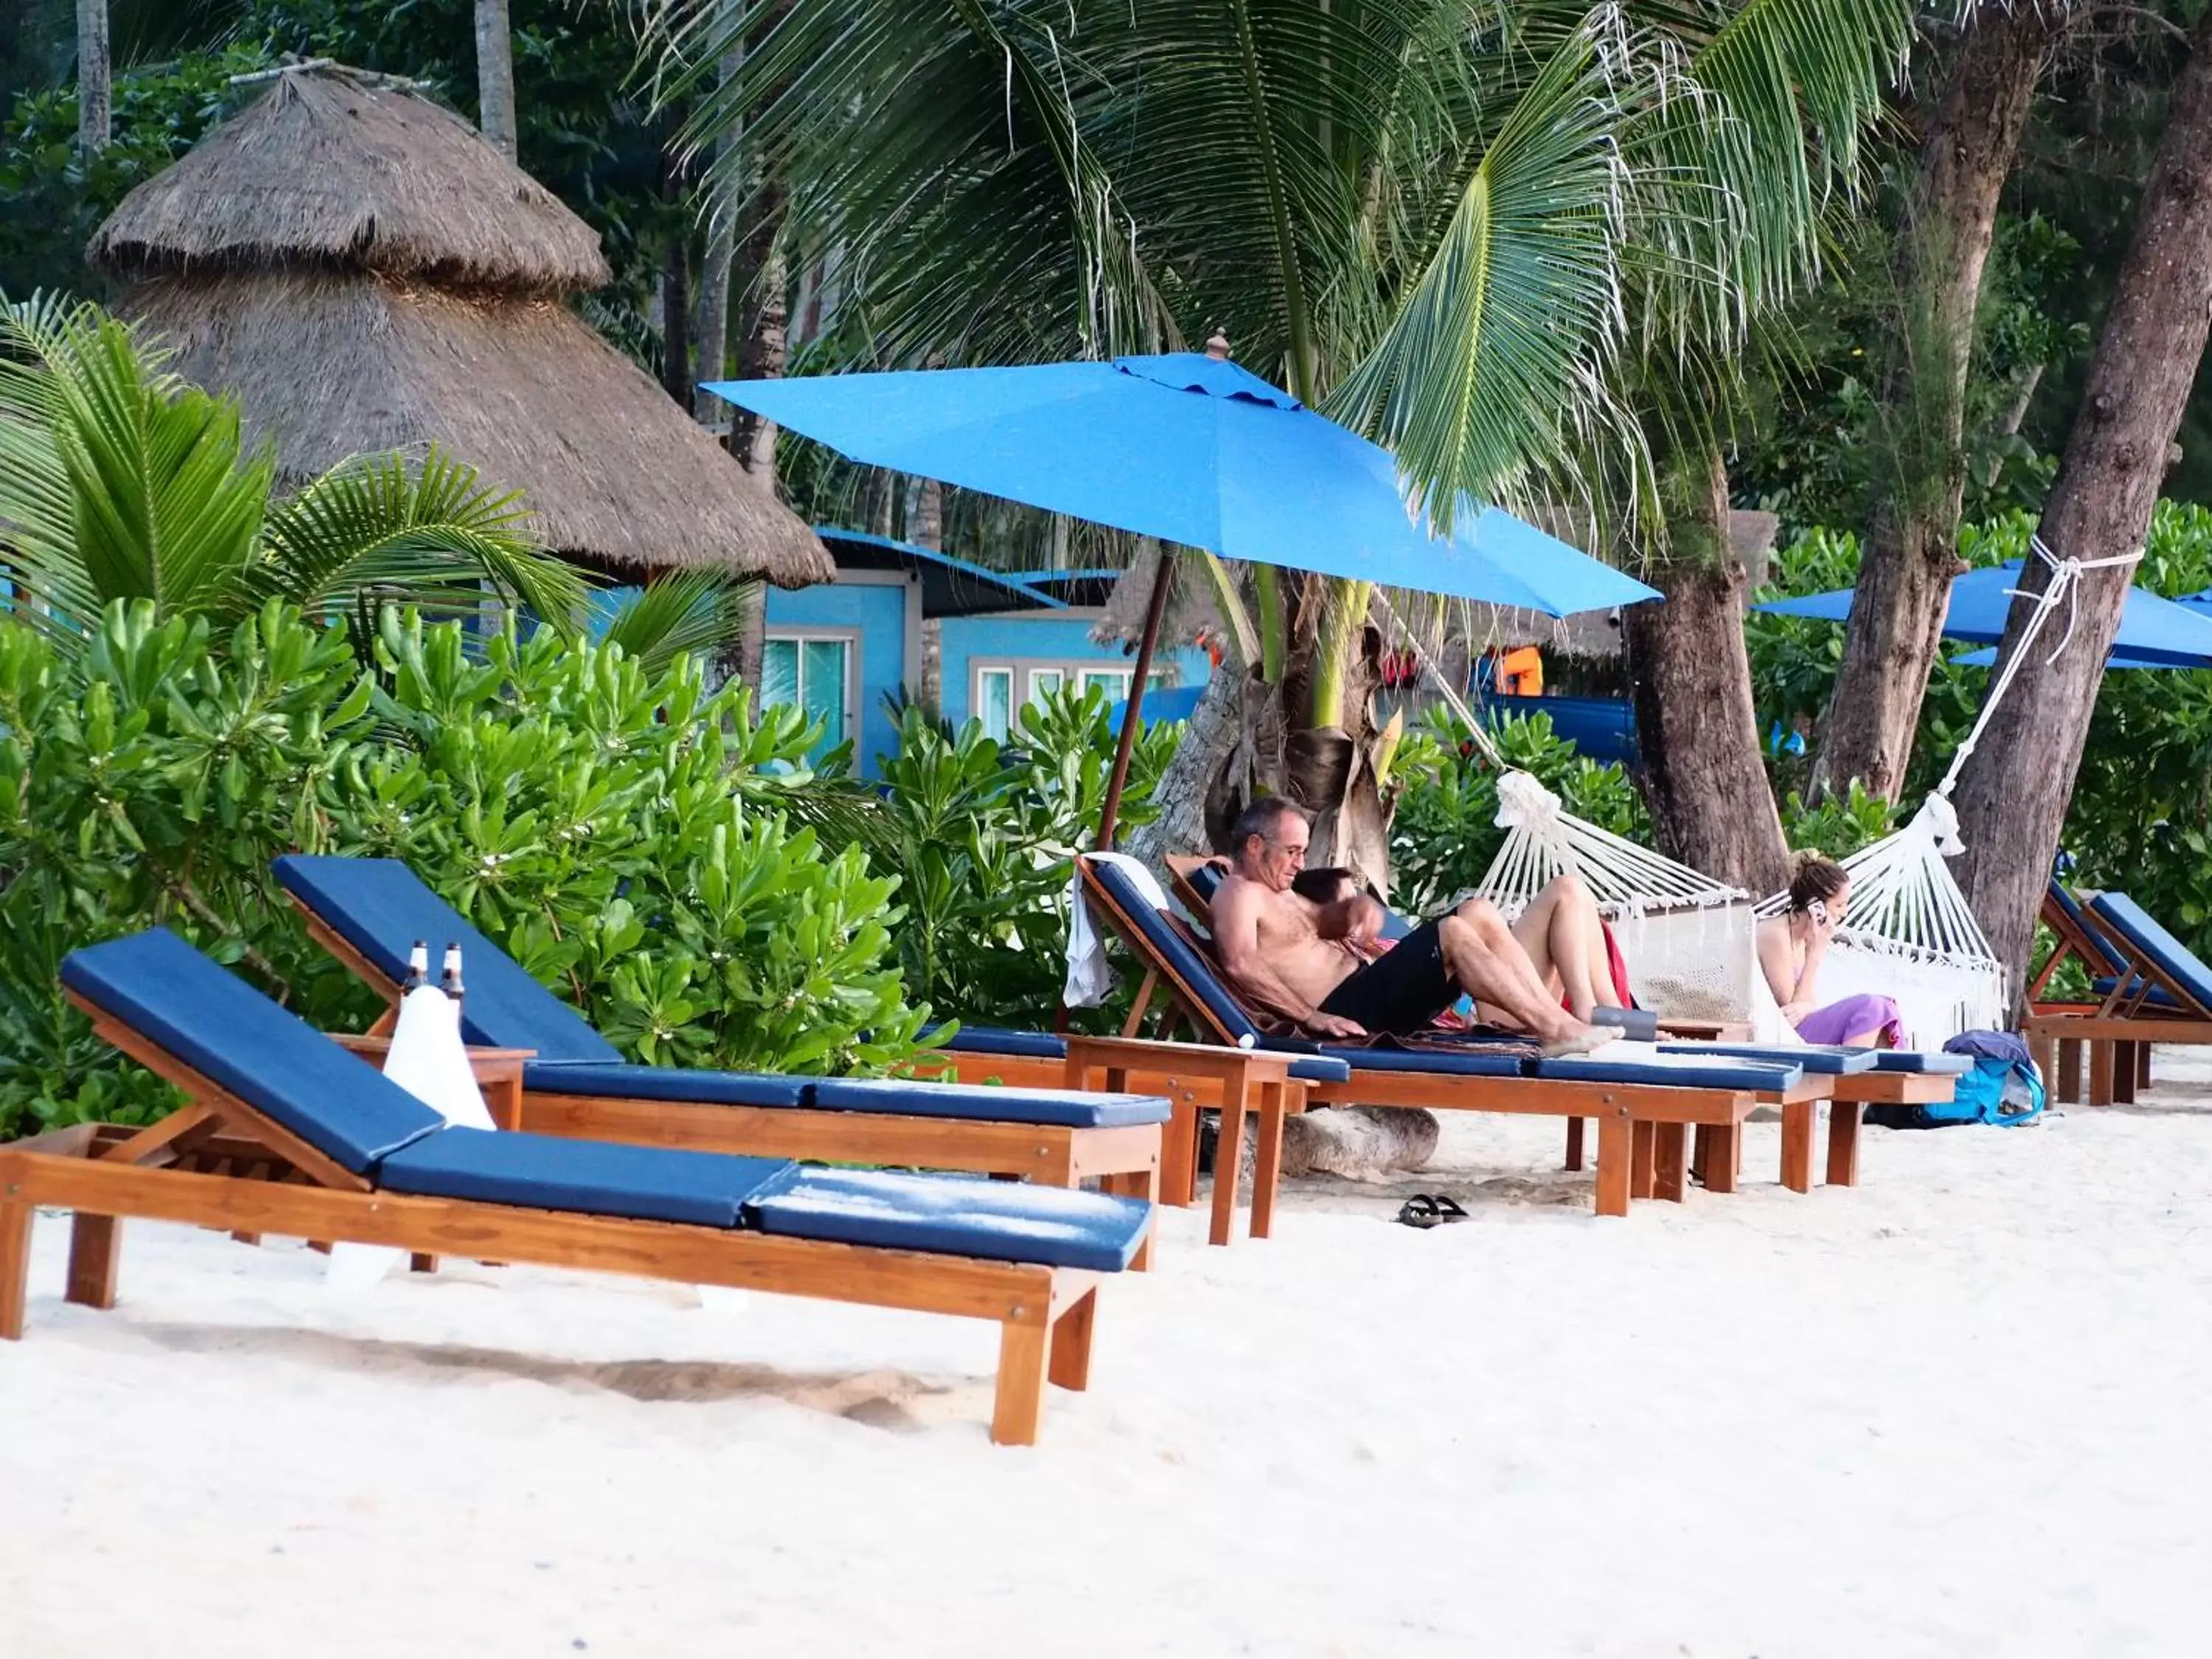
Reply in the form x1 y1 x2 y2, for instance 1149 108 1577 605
256 449 593 632
599 571 755 675
1327 12 1634 521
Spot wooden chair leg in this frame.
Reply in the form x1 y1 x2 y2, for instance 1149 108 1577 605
2138 1043 2154 1091
2088 1040 2115 1107
1780 1102 1815 1194
1594 1114 1632 1217
1250 1082 1287 1241
2026 1031 2056 1096
2057 1037 2081 1103
0 1197 32 1340
66 1213 119 1310
1209 1073 1250 1248
2112 1041 2138 1105
1046 1288 1098 1393
1703 1124 1740 1194
1826 1102 1863 1188
1691 1124 1713 1186
1629 1119 1657 1200
992 1318 1051 1447
1564 1116 1585 1172
1652 1123 1686 1202
1102 1169 1158 1272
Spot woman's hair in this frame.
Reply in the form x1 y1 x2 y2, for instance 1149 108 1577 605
1786 849 1850 913
1291 866 1368 905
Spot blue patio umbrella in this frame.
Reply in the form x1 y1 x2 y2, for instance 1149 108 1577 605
1756 560 2212 670
706 344 1659 841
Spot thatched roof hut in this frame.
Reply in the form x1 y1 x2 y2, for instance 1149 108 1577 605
89 67 832 587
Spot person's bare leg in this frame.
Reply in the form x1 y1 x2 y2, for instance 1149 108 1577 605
1508 876 1618 1021
1844 1025 1893 1048
1435 914 1613 1053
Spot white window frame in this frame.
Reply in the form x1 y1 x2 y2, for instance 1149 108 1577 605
970 658 1176 732
762 627 860 748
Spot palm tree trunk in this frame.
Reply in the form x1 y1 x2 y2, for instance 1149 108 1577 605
472 0 517 160
1623 446 1790 894
74 0 108 152
1954 11 2212 984
1809 3 2065 804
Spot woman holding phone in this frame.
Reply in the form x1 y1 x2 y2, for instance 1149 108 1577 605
1756 851 1903 1048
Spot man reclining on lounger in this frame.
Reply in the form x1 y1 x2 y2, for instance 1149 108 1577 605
1209 798 1625 1052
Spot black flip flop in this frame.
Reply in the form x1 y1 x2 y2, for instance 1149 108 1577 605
1395 1193 1469 1229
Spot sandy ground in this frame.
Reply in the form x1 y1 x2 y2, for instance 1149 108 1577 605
4 1061 2209 1658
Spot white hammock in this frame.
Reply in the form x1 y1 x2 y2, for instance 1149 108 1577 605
1748 534 2143 1048
1376 593 1796 1041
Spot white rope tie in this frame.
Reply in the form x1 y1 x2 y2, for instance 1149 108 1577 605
1933 534 2143 801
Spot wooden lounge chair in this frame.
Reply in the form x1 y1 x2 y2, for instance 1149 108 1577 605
0 930 1152 1445
1077 856 1833 1218
910 1027 1348 1248
273 855 1167 1206
2025 886 2212 1104
1653 1043 1968 1190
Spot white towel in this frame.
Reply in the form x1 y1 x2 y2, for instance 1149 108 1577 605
325 987 495 1293
1063 852 1173 1009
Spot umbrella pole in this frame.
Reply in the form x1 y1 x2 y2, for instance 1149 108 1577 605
1095 546 1178 850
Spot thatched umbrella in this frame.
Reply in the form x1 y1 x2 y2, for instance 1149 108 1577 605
88 66 832 587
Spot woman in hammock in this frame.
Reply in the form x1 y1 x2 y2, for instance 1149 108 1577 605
1756 852 1905 1048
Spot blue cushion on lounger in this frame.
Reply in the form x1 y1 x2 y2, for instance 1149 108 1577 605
379 1126 792 1227
744 1167 1150 1271
1871 1050 1971 1074
1658 1043 1879 1076
2087 893 2212 1015
1528 1054 1804 1092
1315 1043 1526 1077
931 1025 1069 1060
2090 975 2185 1012
809 1077 1172 1130
520 1061 811 1108
273 855 622 1065
1085 859 1265 1044
2050 881 2128 974
60 929 444 1175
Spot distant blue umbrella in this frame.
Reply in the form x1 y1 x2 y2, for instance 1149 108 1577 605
1756 560 2212 670
707 345 1660 842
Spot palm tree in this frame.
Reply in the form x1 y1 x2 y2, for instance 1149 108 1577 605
652 0 1913 883
74 0 108 151
0 294 589 642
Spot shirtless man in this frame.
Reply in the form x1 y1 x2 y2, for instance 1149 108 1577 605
1208 798 1621 1051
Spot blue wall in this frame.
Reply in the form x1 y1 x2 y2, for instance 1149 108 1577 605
763 581 908 773
936 614 1211 730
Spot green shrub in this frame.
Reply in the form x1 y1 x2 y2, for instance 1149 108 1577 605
0 600 928 1138
1388 707 1649 918
865 688 1178 1029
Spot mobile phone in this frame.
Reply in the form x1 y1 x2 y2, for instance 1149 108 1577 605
1807 898 1831 925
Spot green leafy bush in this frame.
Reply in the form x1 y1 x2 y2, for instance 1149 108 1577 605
1388 708 1649 919
864 688 1179 1029
0 600 928 1138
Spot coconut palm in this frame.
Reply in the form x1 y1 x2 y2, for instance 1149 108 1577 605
0 293 593 644
650 0 1914 878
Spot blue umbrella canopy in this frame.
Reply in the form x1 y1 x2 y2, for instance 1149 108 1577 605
704 352 1660 618
1757 560 2212 670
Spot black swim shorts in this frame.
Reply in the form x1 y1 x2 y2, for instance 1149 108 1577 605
1318 919 1457 1036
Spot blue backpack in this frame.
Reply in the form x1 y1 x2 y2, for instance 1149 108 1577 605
1868 1033 2045 1130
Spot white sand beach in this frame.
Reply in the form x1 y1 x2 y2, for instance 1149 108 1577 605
4 1074 2209 1659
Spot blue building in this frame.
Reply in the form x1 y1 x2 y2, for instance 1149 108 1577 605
760 529 1213 775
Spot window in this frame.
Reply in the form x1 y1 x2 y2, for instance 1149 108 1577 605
977 666 1015 742
762 633 855 762
973 659 1179 739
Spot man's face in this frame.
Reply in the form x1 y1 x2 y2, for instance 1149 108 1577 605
1242 813 1308 893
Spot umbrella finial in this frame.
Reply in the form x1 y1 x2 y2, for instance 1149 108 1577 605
1204 331 1231 361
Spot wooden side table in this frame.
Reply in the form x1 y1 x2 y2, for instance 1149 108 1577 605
1062 1035 1300 1248
327 1033 536 1132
